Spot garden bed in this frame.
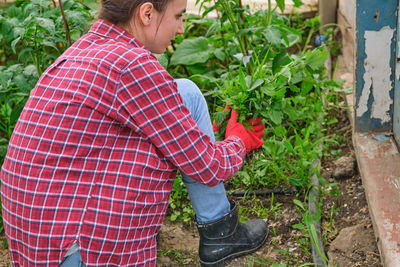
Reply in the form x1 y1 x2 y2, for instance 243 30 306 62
157 173 381 266
155 78 382 266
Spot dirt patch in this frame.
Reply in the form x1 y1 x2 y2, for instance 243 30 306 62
156 169 382 266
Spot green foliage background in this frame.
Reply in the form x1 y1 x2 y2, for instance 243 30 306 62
0 1 345 250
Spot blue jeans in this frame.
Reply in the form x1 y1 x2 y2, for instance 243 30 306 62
175 78 230 222
60 78 230 266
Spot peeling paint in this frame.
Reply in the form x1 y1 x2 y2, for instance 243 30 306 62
356 26 393 123
385 174 400 190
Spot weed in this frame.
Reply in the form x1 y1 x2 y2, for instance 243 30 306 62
159 249 186 265
238 193 282 221
168 176 195 224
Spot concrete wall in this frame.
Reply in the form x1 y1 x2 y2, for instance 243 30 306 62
186 0 318 17
337 0 355 72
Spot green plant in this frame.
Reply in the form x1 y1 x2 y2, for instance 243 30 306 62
238 193 282 221
1 0 93 74
0 0 95 237
159 249 186 265
0 63 37 164
168 176 194 223
243 255 274 266
292 197 332 266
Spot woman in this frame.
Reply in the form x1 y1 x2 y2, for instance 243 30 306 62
0 0 268 266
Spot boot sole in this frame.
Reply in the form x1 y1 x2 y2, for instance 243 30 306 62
199 230 269 267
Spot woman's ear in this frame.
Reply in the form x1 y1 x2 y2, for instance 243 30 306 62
138 2 155 26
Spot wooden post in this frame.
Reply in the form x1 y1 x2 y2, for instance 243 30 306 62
318 0 337 32
354 0 397 132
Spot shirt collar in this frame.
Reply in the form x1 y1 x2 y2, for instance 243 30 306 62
89 19 146 49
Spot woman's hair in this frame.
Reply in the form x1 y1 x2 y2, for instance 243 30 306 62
98 0 170 26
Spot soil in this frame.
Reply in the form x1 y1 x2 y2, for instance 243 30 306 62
156 170 382 267
0 60 382 267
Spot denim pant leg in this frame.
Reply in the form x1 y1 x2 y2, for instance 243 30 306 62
59 246 85 267
175 78 230 223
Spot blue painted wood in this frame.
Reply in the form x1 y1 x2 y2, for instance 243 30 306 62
395 83 400 145
355 0 397 132
395 2 400 145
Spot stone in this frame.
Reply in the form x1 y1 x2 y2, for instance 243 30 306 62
332 156 356 179
330 224 362 253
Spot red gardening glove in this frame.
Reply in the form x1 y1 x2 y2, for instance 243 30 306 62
212 104 230 132
225 110 265 153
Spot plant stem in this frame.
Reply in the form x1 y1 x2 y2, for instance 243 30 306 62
219 0 246 57
238 0 248 56
302 26 314 54
266 0 272 26
59 0 72 46
32 27 42 76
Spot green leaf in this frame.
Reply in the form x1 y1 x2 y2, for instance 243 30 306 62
155 54 168 69
305 49 329 71
274 125 287 137
291 70 304 84
65 10 89 29
10 101 25 125
272 50 290 74
261 84 276 96
249 79 264 91
301 79 314 95
0 138 9 159
34 17 55 34
170 37 212 65
213 47 226 61
23 65 38 77
284 141 295 155
214 111 227 127
205 21 220 37
263 26 281 47
293 199 305 210
42 40 58 51
14 74 30 92
275 0 285 13
292 223 305 230
269 109 283 125
238 70 247 90
293 0 303 7
11 37 21 54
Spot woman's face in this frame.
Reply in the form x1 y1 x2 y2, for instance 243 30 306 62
143 0 186 54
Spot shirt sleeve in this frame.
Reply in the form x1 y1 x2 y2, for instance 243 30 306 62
115 53 246 186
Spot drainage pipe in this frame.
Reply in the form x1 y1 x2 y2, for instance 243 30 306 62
228 186 295 197
307 36 333 266
308 156 328 267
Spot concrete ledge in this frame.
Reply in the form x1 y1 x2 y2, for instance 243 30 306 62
342 71 400 266
353 132 400 267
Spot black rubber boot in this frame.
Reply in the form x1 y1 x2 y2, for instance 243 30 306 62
196 200 269 266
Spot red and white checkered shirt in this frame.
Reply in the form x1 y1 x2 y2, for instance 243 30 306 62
0 20 245 266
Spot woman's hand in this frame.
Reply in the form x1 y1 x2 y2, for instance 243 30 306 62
225 110 265 153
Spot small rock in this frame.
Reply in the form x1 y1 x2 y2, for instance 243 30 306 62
332 156 356 179
328 223 377 267
157 255 172 265
329 224 365 253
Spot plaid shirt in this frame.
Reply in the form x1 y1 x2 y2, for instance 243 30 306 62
0 20 245 266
